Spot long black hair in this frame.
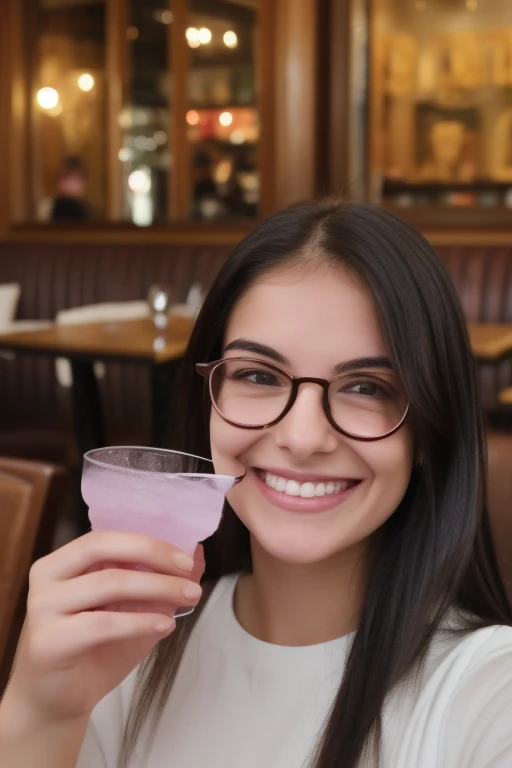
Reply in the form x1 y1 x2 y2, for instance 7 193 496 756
119 201 512 768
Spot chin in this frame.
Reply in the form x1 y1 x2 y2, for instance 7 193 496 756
249 525 345 566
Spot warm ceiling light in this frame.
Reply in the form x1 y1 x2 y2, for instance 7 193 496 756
230 129 245 145
153 9 173 24
128 168 151 194
78 73 94 92
186 27 199 43
186 109 200 126
37 87 59 109
118 148 133 162
223 30 238 48
219 111 233 127
198 27 212 44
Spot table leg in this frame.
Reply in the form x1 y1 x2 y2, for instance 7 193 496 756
70 360 106 455
151 360 181 447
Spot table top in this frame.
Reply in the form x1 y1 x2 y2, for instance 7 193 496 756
0 315 196 364
0 317 510 364
467 323 512 361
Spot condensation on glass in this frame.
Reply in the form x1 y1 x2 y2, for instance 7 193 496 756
369 0 512 209
185 0 259 221
33 0 107 222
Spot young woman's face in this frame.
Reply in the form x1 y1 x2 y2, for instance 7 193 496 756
209 265 414 565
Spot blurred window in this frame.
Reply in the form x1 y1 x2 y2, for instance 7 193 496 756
369 0 512 210
34 0 107 222
30 0 259 225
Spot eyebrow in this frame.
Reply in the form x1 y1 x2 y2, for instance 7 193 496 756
222 339 395 376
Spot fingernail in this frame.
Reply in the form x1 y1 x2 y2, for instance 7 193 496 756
182 582 202 601
174 553 195 572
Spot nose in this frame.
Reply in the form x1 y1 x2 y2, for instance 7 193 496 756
273 382 338 460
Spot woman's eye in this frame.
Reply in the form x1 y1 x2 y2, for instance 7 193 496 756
239 370 280 386
343 381 383 397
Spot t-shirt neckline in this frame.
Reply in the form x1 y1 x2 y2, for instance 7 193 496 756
206 573 356 671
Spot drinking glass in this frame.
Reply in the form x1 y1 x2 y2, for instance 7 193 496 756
81 446 240 616
147 284 172 329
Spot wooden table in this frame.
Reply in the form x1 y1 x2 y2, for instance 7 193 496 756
467 323 512 361
0 315 195 456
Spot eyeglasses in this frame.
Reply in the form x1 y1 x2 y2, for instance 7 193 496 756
196 358 409 442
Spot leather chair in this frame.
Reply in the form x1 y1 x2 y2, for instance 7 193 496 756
0 457 66 693
487 432 512 604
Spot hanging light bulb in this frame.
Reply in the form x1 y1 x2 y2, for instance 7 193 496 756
223 30 238 48
37 87 59 109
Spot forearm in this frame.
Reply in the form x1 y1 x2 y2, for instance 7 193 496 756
0 691 89 768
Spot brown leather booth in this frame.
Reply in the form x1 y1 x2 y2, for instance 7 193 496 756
436 244 512 410
0 242 232 464
0 240 511 464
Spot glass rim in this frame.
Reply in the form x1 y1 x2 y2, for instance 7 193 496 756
83 446 215 478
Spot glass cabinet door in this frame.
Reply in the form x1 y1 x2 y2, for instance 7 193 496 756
32 0 108 222
184 0 259 221
28 0 261 225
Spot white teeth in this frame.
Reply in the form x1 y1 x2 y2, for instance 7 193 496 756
285 480 301 496
275 476 287 492
262 472 354 498
300 483 316 498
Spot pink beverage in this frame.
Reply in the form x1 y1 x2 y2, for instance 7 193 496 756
81 447 239 557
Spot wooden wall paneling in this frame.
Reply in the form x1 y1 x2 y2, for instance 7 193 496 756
106 0 128 221
169 0 190 221
257 0 277 217
9 0 34 224
368 0 385 203
0 0 13 237
328 0 352 198
274 0 318 210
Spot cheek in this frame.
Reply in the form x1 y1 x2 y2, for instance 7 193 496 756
209 410 256 478
362 426 414 508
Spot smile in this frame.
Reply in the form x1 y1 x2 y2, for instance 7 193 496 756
261 472 357 498
254 468 361 513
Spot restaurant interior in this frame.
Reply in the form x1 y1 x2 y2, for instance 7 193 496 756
0 0 511 691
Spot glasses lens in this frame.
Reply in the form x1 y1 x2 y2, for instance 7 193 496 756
211 359 291 427
327 374 407 438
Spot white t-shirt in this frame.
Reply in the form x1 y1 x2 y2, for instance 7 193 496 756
76 574 512 768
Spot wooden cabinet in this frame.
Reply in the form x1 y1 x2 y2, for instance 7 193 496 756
0 0 321 241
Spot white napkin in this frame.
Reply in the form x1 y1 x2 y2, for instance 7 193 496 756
55 301 150 387
0 283 21 327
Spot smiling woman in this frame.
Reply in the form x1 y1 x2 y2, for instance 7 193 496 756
112 200 511 767
1 201 511 768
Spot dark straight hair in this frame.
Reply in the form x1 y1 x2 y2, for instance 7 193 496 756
119 201 512 768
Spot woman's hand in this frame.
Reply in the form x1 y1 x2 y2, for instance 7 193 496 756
2 532 204 728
